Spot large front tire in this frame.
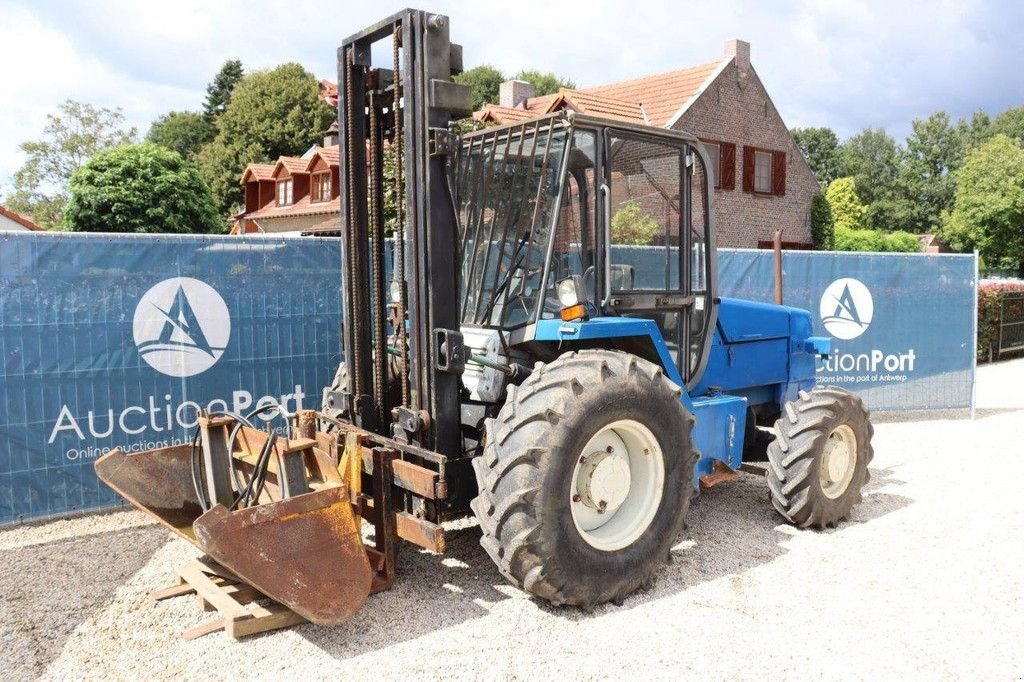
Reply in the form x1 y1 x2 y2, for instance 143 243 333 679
767 387 874 528
471 350 697 609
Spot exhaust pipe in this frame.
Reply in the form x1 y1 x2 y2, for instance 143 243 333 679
773 228 784 305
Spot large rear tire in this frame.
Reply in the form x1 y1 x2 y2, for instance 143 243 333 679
471 350 697 609
767 387 874 528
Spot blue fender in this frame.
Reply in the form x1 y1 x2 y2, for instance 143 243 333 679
534 317 743 485
534 317 692 411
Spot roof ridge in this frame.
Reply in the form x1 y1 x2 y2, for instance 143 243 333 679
579 58 724 94
563 89 643 106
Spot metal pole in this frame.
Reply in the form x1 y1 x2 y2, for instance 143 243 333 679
970 249 979 420
773 228 784 305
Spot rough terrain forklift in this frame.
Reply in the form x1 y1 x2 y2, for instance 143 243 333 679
96 8 873 624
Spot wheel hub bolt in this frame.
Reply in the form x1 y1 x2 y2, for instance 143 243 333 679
579 455 587 464
572 494 581 502
606 445 613 453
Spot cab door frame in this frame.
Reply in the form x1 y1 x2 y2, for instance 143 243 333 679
596 127 718 389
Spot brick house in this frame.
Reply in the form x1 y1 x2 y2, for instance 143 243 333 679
0 205 43 232
232 125 342 235
476 40 819 248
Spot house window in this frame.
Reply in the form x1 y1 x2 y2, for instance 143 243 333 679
311 172 331 203
276 179 293 206
754 151 772 193
705 143 721 188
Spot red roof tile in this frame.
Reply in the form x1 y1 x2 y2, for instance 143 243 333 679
303 146 340 173
241 163 276 183
0 204 43 231
320 79 338 107
476 59 725 128
582 60 722 126
243 194 340 221
273 156 310 176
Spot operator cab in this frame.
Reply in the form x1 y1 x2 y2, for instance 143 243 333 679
454 112 717 392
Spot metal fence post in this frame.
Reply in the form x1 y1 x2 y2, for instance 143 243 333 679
970 250 978 420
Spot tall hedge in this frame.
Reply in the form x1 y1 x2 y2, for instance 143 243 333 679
977 281 1024 362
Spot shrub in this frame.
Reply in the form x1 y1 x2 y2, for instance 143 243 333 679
977 280 1024 362
880 230 921 253
611 200 659 245
833 226 920 253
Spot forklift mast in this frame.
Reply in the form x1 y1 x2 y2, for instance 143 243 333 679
335 9 471 456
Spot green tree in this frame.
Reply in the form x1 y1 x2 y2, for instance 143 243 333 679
611 200 659 245
146 111 213 160
809 191 835 249
204 59 245 123
454 65 505 110
840 128 901 207
513 69 575 97
197 63 335 214
959 110 993 150
791 127 842 185
64 143 222 234
943 135 1024 277
899 111 966 232
862 195 922 233
824 177 866 232
4 100 136 229
991 106 1024 144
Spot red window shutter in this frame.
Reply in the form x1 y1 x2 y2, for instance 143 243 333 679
772 150 786 196
720 143 736 190
742 146 755 192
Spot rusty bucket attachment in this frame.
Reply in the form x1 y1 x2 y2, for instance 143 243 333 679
94 443 205 542
193 487 371 624
94 412 376 625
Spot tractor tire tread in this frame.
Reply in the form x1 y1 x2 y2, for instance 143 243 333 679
766 386 874 529
472 350 696 609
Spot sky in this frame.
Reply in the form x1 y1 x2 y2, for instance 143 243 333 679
1 0 1022 194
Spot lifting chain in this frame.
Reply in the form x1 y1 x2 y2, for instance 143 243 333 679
344 48 365 400
368 81 387 428
393 24 410 409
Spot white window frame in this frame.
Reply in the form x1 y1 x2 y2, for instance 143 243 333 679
705 142 721 189
277 179 293 206
312 172 331 203
754 150 772 194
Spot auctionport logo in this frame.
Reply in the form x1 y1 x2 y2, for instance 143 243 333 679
819 278 873 340
133 277 230 377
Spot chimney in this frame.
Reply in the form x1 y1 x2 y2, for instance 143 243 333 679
323 121 339 147
499 79 535 108
724 39 751 70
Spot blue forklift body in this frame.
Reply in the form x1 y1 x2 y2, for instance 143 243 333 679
535 297 831 485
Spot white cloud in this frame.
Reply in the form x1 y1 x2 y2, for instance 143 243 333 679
0 2 201 191
1 0 1022 194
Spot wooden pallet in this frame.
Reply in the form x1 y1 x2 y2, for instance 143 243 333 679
150 557 306 639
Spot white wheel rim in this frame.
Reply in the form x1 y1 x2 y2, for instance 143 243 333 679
569 419 664 551
819 424 858 499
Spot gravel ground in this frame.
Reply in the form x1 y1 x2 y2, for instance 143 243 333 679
2 358 1023 680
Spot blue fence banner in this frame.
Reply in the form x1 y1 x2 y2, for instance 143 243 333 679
0 234 976 524
717 249 977 412
0 232 342 524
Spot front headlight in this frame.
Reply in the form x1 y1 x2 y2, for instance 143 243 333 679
557 275 587 322
557 276 582 308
